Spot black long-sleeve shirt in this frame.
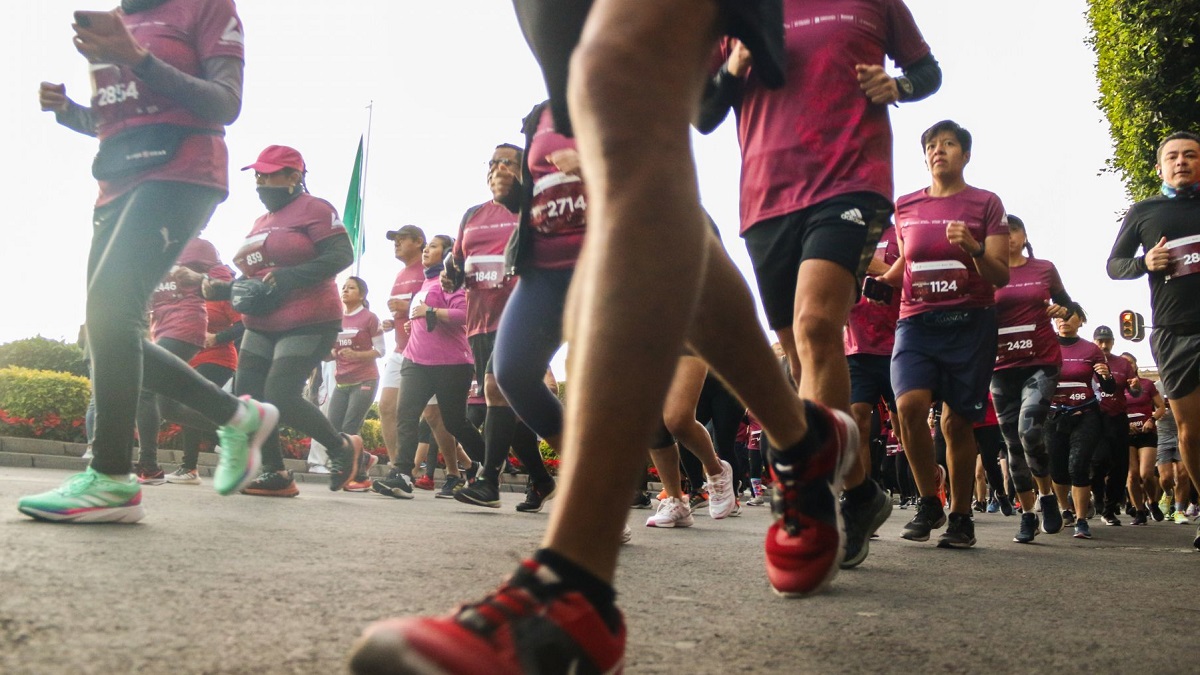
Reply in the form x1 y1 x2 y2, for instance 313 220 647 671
1107 195 1200 330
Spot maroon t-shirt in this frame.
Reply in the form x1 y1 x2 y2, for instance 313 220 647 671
845 226 900 356
334 307 383 384
1124 377 1158 427
388 260 426 354
527 107 587 270
455 202 517 337
993 258 1065 371
92 0 245 205
895 185 1007 320
233 194 347 333
1052 338 1107 407
151 237 220 346
1098 351 1134 416
730 0 930 233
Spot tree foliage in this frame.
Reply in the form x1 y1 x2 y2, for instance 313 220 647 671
1087 0 1200 201
0 336 88 378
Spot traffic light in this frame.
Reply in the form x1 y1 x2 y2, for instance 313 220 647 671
1119 310 1145 342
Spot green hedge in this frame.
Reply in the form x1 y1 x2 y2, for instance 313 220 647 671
0 337 88 378
0 367 89 442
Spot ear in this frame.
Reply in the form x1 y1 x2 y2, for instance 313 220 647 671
1155 163 1163 179
963 151 971 166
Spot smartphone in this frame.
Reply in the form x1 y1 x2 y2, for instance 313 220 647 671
74 10 118 31
862 276 894 304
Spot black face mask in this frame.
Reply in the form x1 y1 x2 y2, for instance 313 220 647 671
122 0 170 14
257 185 302 213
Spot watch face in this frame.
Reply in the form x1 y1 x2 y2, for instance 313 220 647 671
899 78 913 95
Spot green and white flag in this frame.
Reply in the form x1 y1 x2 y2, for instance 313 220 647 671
343 136 365 262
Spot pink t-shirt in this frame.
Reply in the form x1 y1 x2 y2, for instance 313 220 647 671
92 0 245 205
402 275 472 367
334 306 383 384
845 226 900 356
233 194 347 333
895 185 1007 320
388 260 426 354
993 258 1065 371
151 237 220 346
527 107 587 270
730 0 930 233
455 202 517 337
1098 352 1133 416
1125 378 1158 427
1052 339 1107 407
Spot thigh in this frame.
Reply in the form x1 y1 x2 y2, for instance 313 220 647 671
264 331 338 398
800 193 893 279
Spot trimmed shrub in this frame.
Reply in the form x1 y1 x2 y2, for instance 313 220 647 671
359 418 384 455
0 367 89 442
0 337 88 377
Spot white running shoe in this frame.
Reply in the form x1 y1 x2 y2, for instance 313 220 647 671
165 467 201 485
706 460 736 519
621 524 633 544
308 464 331 475
645 497 694 528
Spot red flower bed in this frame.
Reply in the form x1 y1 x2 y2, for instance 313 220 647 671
0 408 86 443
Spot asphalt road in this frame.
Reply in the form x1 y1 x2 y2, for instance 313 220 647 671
1 467 1197 674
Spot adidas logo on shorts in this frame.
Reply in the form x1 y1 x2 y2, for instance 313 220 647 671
840 208 866 226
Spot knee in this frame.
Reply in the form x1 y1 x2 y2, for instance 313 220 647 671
791 312 844 356
483 375 507 406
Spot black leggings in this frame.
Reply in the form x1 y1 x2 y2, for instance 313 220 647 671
87 182 239 476
975 425 1005 495
180 362 235 470
1093 413 1130 512
395 361 485 477
681 375 745 492
236 324 344 473
136 337 199 468
1047 408 1103 487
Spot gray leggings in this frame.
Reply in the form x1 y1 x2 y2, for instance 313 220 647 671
328 379 379 436
990 366 1057 493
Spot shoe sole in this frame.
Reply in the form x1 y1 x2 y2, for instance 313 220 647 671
242 486 299 497
515 486 557 514
216 401 278 497
138 478 167 486
452 491 501 508
19 503 145 524
1073 533 1092 539
165 477 202 485
371 483 414 500
841 493 893 569
899 512 947 542
645 517 694 528
936 535 977 549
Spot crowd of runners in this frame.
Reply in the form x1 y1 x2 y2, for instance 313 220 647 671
14 0 1200 673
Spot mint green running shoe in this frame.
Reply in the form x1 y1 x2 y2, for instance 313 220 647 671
18 467 144 523
214 397 279 496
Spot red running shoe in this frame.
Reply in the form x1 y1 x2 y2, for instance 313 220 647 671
764 404 858 598
349 560 625 675
413 475 435 491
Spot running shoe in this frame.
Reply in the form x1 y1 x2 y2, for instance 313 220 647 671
372 469 414 500
515 479 557 513
841 481 892 569
1086 495 1097 520
655 489 668 501
308 464 331 475
1073 519 1093 539
706 460 736 519
1149 502 1165 522
464 461 483 485
328 434 363 492
1101 511 1122 526
995 493 1015 517
17 467 144 523
729 500 742 517
900 496 947 542
241 470 299 497
348 560 626 675
1013 512 1039 544
1194 524 1200 552
746 494 765 507
765 404 858 597
165 467 201 485
1131 510 1149 526
1158 493 1172 516
1040 495 1063 534
135 464 166 486
630 491 652 509
214 397 279 496
621 524 633 544
1174 510 1191 525
355 450 379 483
436 475 465 498
937 512 977 549
454 481 502 508
688 491 709 512
1062 509 1077 528
983 499 997 513
1125 503 1137 517
645 496 694 528
413 475 435 491
343 479 373 492
1187 504 1199 518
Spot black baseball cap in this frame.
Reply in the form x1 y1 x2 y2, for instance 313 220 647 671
386 225 426 243
1093 325 1114 340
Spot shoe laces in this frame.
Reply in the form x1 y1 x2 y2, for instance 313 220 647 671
60 470 102 495
456 564 557 636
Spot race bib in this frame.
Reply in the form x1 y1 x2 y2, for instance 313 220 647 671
234 233 270 276
152 279 181 305
89 63 144 126
464 254 506 290
529 172 587 236
996 324 1036 365
1055 380 1093 406
335 329 357 349
910 260 968 303
1166 234 1200 281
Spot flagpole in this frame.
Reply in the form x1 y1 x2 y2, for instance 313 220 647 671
354 101 374 276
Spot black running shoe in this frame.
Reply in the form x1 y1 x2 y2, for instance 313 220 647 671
840 482 892 568
1062 509 1077 527
1014 512 1039 543
515 479 557 513
630 491 652 509
995 493 1015 517
1149 502 1165 522
1101 511 1121 526
463 461 483 485
328 434 363 491
1130 510 1148 526
1125 503 1137 517
1193 524 1200 551
242 470 299 497
371 469 414 500
1040 495 1063 534
454 480 501 508
937 512 976 548
900 496 946 542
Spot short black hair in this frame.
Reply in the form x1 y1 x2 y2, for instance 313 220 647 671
495 143 524 165
1157 131 1200 162
921 120 972 154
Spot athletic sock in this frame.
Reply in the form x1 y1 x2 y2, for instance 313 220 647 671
844 478 879 504
482 406 518 485
532 548 620 633
771 401 830 463
225 399 249 427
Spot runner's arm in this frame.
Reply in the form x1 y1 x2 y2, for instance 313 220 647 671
896 54 941 102
267 234 354 294
695 65 742 134
1106 209 1149 279
131 55 244 124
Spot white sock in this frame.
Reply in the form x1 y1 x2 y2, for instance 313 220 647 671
225 400 250 427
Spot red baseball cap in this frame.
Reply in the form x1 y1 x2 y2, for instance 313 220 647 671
241 145 306 173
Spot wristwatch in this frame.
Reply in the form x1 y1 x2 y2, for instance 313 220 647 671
971 240 987 258
895 76 914 100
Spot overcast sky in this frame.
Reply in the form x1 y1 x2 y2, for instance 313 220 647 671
2 2 1157 374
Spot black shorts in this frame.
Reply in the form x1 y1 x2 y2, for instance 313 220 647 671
1151 326 1200 399
1129 432 1158 450
512 0 785 136
743 193 893 329
468 331 498 382
848 353 896 407
891 307 998 424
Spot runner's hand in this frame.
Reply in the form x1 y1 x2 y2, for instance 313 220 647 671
856 64 899 105
1046 304 1070 319
1144 236 1170 272
945 221 982 255
548 149 581 176
39 82 69 112
73 11 148 66
1094 362 1110 378
381 319 395 332
727 40 753 77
